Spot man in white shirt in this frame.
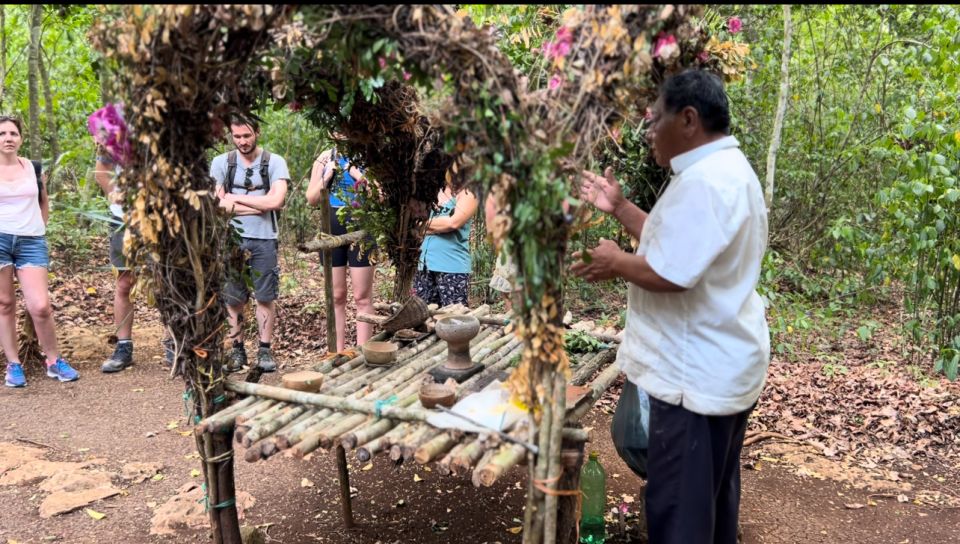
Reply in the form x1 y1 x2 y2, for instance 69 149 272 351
572 70 770 544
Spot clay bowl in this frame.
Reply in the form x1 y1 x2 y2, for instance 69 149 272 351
362 341 399 366
434 314 481 344
419 383 456 409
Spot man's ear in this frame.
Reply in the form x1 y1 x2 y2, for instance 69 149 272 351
681 106 700 135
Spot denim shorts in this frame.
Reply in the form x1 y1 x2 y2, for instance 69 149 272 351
0 233 49 270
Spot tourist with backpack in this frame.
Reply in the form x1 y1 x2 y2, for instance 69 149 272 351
211 115 290 373
0 115 79 387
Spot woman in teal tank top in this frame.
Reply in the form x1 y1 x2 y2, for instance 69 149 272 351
414 182 479 307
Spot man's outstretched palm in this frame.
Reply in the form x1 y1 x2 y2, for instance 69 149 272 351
581 167 624 215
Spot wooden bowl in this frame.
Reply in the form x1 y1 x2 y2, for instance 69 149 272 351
281 371 324 393
362 341 399 366
419 383 456 409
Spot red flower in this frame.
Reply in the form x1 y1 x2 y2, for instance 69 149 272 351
288 101 303 112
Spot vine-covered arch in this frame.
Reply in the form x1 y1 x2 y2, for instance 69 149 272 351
92 5 721 543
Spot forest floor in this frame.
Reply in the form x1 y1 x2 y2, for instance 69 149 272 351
1 244 958 544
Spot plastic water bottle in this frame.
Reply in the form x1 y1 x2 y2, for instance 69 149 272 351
579 451 607 543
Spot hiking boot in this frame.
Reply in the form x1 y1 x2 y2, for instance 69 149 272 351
101 342 134 373
47 358 80 382
226 344 247 373
5 363 26 388
162 338 175 369
257 347 277 373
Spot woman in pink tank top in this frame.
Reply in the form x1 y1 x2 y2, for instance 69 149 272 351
0 116 78 387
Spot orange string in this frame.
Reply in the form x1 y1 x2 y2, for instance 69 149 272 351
532 475 583 541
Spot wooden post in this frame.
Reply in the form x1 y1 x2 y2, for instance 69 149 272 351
335 444 355 528
319 189 337 353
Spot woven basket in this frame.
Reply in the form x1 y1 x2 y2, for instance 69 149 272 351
382 295 430 333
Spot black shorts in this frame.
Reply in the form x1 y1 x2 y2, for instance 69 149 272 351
326 207 373 268
109 225 128 270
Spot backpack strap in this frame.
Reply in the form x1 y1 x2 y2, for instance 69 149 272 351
32 160 42 203
225 150 238 195
259 150 271 195
259 150 277 233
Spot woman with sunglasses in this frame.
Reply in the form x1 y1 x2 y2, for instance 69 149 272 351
0 115 79 387
306 140 376 352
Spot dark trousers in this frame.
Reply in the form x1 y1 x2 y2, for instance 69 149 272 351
645 396 753 544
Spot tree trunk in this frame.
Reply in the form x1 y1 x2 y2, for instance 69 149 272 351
39 47 59 185
764 4 793 211
27 5 42 159
18 309 44 365
1 5 7 108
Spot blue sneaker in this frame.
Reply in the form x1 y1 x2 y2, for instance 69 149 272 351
46 358 79 382
5 363 26 387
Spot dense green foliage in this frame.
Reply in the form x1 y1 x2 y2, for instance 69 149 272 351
2 4 957 378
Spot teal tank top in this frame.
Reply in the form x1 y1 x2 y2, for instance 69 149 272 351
419 195 472 274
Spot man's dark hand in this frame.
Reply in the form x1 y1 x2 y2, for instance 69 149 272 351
570 238 623 282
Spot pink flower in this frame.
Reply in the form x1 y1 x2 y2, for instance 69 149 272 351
542 27 574 60
351 200 361 209
619 503 630 514
403 71 412 81
87 103 131 165
697 50 710 63
727 16 742 34
652 33 679 60
378 57 387 69
644 108 653 121
548 75 563 91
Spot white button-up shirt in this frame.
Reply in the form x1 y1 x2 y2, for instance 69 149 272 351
617 135 770 416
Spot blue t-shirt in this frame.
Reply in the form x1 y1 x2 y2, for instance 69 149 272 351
330 155 358 208
419 196 472 274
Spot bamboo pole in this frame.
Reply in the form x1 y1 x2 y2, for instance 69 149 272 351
470 449 498 487
474 443 525 487
437 440 470 475
450 437 486 474
565 361 621 423
414 432 457 464
226 381 436 423
241 405 309 448
402 427 442 461
356 422 413 462
570 348 616 385
276 409 331 450
196 396 257 434
318 191 337 353
390 425 432 462
236 402 288 443
543 371 568 544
